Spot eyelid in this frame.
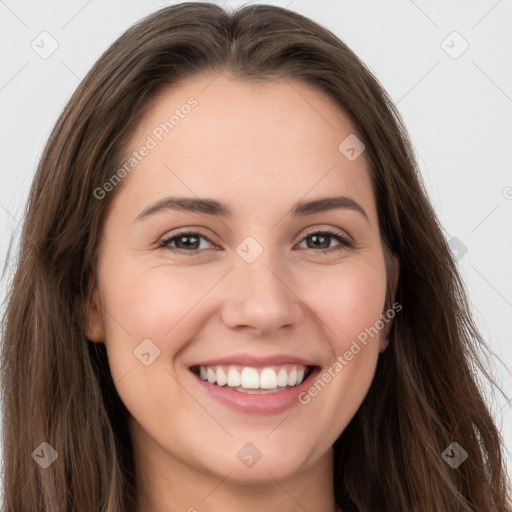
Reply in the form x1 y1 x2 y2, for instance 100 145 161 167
301 225 352 243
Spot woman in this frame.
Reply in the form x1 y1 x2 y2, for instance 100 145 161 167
1 2 510 511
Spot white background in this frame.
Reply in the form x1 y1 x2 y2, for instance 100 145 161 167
1 0 511 484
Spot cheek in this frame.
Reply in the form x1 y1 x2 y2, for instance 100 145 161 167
282 256 388 449
299 257 388 349
295 262 386 436
100 261 211 343
96 262 206 425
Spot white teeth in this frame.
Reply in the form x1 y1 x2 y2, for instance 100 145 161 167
276 368 288 387
259 368 277 389
240 367 259 389
196 364 310 391
216 367 227 386
227 368 241 387
287 367 297 386
206 367 216 384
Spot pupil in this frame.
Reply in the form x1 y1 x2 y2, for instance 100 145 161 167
311 234 328 249
180 235 198 249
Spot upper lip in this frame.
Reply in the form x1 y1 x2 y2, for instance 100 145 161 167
190 353 318 368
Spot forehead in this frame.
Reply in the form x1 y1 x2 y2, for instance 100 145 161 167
116 72 376 223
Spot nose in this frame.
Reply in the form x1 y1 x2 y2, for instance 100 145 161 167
220 247 305 335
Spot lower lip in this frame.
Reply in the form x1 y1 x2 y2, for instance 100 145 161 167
190 367 321 415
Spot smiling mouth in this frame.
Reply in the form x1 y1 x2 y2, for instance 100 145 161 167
189 363 316 394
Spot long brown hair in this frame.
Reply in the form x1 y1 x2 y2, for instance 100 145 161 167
1 3 510 511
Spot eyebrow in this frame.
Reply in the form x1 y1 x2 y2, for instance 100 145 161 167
135 195 369 222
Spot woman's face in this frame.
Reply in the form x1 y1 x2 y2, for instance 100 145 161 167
87 72 394 485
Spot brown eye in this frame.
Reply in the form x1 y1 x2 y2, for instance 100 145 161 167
298 229 352 253
159 228 353 256
159 231 214 255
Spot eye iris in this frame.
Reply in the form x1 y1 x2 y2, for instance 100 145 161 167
308 233 330 249
176 234 200 250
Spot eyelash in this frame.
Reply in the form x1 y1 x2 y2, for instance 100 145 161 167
158 228 353 256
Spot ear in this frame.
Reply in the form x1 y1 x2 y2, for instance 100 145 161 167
378 254 400 353
85 288 105 343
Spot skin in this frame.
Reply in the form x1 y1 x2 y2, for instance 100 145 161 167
86 72 398 512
